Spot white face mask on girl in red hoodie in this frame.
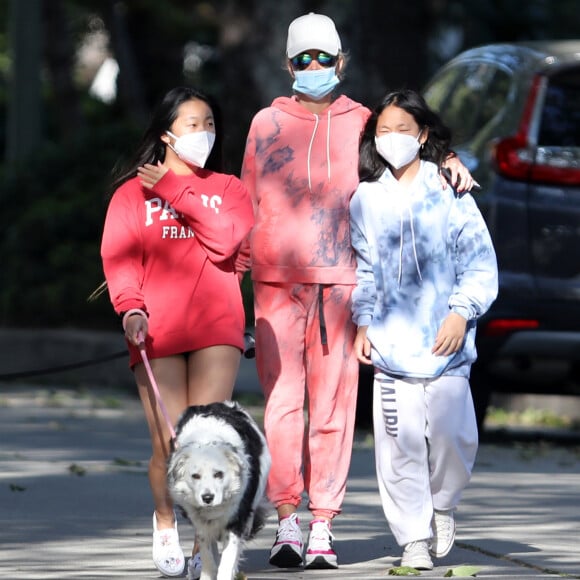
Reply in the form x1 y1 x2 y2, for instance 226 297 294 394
166 130 215 168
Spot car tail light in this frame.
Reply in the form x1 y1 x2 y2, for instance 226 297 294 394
493 75 580 185
482 319 540 337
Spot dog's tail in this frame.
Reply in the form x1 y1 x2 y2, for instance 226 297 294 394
247 498 271 540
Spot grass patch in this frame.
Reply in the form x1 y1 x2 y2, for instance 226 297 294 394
486 406 579 430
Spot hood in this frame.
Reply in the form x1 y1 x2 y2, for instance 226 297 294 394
271 94 365 118
269 95 365 191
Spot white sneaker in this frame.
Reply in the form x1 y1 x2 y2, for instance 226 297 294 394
187 552 202 580
152 512 185 577
430 509 456 558
269 513 304 567
401 540 433 570
304 519 338 569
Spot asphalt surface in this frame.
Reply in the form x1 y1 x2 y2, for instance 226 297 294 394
1 358 579 579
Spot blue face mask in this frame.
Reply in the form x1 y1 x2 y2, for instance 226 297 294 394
292 67 340 100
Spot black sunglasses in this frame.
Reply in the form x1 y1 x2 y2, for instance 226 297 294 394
290 51 337 71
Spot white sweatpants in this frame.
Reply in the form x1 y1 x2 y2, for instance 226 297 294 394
373 373 478 546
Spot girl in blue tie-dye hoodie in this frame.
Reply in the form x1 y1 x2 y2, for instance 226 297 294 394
350 90 498 571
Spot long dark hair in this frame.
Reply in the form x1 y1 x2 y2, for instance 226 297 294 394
358 89 451 183
109 86 224 193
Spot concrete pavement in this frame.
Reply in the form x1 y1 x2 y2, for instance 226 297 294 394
1 378 579 579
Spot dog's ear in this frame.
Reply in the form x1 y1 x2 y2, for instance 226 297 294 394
167 449 190 494
223 446 248 493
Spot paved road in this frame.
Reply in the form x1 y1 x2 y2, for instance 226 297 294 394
1 383 579 579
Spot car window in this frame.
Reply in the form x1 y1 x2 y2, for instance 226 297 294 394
425 62 511 146
538 68 580 147
478 69 512 130
424 63 482 142
443 63 491 143
423 66 463 111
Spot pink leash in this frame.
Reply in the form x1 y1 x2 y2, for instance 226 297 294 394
138 333 177 442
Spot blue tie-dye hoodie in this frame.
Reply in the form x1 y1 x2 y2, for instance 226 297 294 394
350 160 498 379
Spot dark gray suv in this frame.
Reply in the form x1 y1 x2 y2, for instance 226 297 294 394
424 40 580 428
356 41 580 430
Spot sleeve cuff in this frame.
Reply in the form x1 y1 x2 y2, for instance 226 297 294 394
450 305 471 320
121 308 148 332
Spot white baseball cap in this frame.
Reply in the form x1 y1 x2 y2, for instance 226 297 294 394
286 13 342 58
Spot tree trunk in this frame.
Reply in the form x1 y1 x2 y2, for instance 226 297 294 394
5 0 42 165
43 0 85 140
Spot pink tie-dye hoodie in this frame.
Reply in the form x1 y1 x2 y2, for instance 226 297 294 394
239 94 370 284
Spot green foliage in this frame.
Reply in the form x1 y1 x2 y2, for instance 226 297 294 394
486 406 576 429
0 122 138 329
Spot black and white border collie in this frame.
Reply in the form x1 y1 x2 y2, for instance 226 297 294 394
167 401 271 580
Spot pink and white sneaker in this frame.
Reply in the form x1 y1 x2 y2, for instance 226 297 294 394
304 519 338 569
269 513 304 568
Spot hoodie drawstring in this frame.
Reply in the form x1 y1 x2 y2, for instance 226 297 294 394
306 115 319 192
306 111 332 192
326 110 331 182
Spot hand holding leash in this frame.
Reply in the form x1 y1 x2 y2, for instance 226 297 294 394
123 309 149 346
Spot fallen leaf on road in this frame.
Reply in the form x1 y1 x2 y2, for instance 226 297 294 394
389 566 421 575
444 565 481 576
68 463 86 476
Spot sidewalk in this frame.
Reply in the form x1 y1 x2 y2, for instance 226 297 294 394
0 383 579 579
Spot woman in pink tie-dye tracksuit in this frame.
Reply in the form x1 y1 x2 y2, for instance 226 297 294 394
236 13 474 571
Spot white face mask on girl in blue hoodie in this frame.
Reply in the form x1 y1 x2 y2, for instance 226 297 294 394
375 131 422 170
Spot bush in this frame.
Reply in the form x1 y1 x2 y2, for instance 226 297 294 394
0 123 137 329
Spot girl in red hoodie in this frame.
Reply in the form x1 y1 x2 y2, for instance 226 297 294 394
101 86 253 579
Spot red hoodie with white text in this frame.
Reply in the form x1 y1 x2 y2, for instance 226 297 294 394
101 168 254 367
